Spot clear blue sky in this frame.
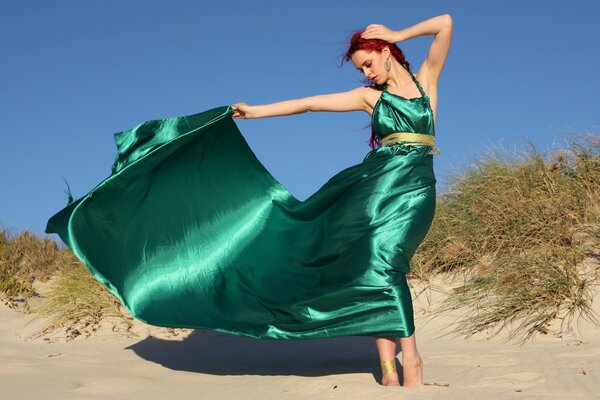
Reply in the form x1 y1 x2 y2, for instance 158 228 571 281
1 0 598 237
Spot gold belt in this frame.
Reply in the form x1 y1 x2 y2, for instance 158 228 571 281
381 132 441 155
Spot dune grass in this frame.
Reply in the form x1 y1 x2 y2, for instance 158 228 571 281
32 255 133 338
411 133 600 342
0 228 68 305
0 228 131 336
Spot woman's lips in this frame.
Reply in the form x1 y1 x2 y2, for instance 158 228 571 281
370 76 378 83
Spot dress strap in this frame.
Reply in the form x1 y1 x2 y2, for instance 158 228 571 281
400 63 427 99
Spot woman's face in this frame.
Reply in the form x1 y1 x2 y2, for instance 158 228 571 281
351 48 389 85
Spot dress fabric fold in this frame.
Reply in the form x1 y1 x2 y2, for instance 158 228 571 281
46 73 437 340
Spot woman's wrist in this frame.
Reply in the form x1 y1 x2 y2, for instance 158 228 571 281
391 30 407 44
250 104 264 119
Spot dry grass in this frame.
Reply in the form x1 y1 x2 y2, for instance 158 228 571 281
411 133 600 342
0 228 69 306
32 257 133 339
0 228 131 337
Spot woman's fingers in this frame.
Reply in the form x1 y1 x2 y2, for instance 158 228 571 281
231 102 251 119
362 24 381 33
231 103 245 119
361 24 388 40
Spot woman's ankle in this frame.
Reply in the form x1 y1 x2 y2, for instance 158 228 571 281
401 353 424 387
402 352 423 366
382 372 400 386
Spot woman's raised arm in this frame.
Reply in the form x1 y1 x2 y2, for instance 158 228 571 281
362 14 453 84
231 87 371 119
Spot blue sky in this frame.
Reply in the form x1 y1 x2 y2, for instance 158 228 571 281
1 0 598 237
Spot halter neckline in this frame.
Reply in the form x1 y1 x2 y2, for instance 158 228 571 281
383 63 428 100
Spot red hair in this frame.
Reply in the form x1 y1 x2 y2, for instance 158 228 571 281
343 30 411 150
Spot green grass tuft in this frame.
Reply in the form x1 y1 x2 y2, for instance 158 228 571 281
32 256 132 337
0 228 132 337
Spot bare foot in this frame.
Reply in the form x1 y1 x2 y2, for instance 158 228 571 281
381 371 400 386
402 355 423 387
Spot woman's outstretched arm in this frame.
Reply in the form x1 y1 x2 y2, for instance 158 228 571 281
231 87 371 119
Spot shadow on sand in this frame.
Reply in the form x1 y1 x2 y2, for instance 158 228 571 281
126 329 391 380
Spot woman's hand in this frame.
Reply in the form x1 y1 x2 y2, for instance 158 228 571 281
361 24 399 43
231 102 255 119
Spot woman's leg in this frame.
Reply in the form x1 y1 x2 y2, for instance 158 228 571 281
375 334 423 387
399 333 423 387
374 337 400 386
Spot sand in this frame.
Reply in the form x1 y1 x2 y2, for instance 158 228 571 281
1 276 599 400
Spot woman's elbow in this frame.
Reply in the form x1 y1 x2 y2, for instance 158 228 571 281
305 98 325 113
443 14 453 27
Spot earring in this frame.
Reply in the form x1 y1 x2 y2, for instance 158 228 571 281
384 60 391 72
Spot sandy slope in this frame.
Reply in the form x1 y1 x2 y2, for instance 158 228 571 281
1 277 598 400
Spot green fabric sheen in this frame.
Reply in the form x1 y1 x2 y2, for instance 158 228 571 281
46 69 436 340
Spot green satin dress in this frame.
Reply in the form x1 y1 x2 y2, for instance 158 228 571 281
46 65 436 340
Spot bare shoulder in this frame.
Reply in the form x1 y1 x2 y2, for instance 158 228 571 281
353 85 383 115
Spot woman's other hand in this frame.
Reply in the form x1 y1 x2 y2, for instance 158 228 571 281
361 24 399 43
231 102 254 119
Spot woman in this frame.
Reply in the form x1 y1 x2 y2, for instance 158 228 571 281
231 15 453 386
46 14 452 390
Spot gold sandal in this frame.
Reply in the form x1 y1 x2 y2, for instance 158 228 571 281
380 359 397 376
